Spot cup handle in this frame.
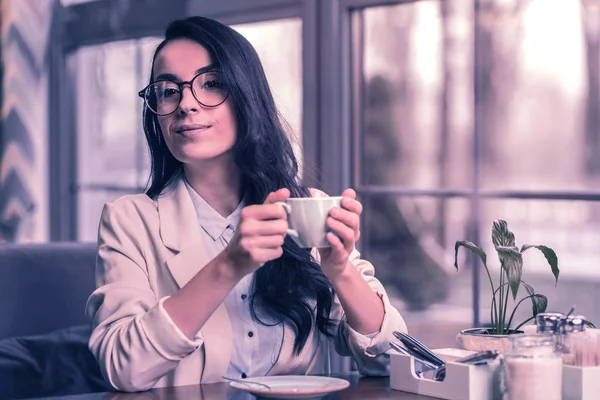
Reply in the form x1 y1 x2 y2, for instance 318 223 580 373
275 201 299 238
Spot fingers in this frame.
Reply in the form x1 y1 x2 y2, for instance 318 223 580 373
340 194 362 216
240 247 284 265
327 216 357 246
241 204 287 221
238 219 287 236
340 188 356 200
326 232 346 253
240 235 286 251
264 188 290 205
232 189 290 269
329 206 360 232
240 188 291 226
328 189 363 243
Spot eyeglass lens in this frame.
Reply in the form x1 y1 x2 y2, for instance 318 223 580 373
143 71 227 115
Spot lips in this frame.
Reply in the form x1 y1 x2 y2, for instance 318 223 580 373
174 124 212 137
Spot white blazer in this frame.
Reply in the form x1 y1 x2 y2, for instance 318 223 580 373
86 179 408 391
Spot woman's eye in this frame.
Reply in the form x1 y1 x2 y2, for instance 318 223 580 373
162 88 179 98
202 80 222 90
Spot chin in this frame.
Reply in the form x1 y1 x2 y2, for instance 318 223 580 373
175 148 233 163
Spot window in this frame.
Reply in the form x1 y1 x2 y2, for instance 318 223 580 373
232 18 303 170
352 1 474 343
352 0 600 340
72 38 160 241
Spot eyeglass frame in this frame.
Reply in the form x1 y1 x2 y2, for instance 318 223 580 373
138 69 229 116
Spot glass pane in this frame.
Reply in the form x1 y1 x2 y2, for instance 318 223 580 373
72 38 160 240
362 194 472 348
478 0 591 191
73 38 160 188
232 19 303 170
479 199 600 329
356 1 473 190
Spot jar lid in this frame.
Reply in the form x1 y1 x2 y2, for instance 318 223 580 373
509 333 556 356
561 315 587 334
536 312 566 334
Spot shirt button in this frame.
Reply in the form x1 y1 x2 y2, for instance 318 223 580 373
241 294 247 300
241 373 247 378
248 331 254 338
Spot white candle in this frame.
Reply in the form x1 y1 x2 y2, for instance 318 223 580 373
504 356 562 400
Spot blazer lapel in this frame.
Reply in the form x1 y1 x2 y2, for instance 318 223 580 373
157 178 233 383
159 179 212 288
158 180 201 254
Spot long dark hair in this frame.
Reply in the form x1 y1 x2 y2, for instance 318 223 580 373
142 16 335 354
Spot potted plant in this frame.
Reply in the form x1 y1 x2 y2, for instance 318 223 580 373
454 220 559 352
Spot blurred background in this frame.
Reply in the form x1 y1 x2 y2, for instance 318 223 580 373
2 0 600 346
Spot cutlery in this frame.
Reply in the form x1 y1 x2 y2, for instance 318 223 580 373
222 376 272 390
393 331 446 367
389 341 440 370
455 350 499 365
389 340 446 381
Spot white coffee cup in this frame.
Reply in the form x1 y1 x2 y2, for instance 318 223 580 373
276 197 343 248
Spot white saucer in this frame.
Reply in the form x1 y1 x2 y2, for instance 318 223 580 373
228 375 350 399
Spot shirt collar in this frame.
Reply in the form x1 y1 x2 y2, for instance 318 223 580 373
184 179 247 241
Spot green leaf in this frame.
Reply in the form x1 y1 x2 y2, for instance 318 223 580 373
514 316 536 332
492 220 516 249
586 320 597 329
521 245 560 285
506 293 546 332
455 241 498 330
496 246 523 299
531 293 548 317
521 282 548 316
454 241 487 271
528 295 548 317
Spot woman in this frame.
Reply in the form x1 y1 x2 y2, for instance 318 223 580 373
86 16 407 392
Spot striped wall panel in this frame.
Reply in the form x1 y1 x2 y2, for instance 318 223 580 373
0 0 55 242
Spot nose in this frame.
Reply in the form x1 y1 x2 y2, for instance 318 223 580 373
177 85 200 115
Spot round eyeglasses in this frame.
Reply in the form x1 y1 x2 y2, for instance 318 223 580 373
138 70 229 116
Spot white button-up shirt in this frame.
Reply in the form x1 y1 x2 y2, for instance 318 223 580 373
184 181 283 378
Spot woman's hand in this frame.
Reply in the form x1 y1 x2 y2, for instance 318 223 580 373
318 188 362 278
224 188 290 278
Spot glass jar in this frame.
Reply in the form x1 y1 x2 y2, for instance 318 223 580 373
561 315 587 366
503 334 562 400
536 312 565 334
536 312 566 352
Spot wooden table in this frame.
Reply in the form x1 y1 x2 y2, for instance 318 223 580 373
35 374 440 400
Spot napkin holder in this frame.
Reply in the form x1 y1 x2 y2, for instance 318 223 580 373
390 348 497 400
563 365 600 400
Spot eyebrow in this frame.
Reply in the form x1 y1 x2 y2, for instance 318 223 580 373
154 64 217 82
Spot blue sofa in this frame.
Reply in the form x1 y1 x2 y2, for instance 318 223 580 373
0 242 111 399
